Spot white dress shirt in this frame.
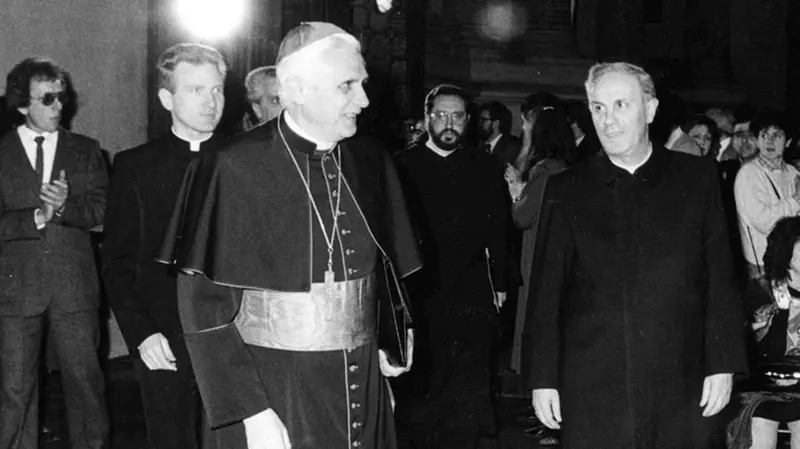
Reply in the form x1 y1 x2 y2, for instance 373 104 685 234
487 133 503 153
18 125 59 182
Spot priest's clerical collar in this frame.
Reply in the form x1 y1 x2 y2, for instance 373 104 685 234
283 111 336 152
425 136 456 158
609 142 653 174
171 126 212 152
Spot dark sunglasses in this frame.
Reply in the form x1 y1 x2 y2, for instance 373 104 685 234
31 91 68 107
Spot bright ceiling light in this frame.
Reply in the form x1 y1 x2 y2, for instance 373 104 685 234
175 0 248 41
376 0 393 14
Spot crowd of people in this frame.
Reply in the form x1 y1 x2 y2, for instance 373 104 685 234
2 17 800 449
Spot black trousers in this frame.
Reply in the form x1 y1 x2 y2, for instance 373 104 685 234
402 307 498 449
0 309 108 449
134 336 218 449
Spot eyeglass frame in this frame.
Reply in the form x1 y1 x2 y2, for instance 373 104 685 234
428 110 469 124
30 91 68 107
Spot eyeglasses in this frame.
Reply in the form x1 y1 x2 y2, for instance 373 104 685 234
31 91 68 107
429 111 468 123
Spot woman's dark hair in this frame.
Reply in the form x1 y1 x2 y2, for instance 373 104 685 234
764 216 800 283
752 109 792 141
528 107 578 166
682 114 720 157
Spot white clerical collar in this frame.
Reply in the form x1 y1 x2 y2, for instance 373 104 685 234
283 111 336 151
425 136 455 157
610 143 653 174
171 127 211 152
18 125 58 141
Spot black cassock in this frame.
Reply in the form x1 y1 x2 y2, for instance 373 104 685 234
158 114 421 449
522 146 748 448
394 143 509 448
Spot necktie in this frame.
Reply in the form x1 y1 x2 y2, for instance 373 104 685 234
34 136 45 182
482 142 492 154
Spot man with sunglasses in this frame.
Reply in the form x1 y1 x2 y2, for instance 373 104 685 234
394 84 510 449
244 65 282 130
0 57 109 449
103 43 228 449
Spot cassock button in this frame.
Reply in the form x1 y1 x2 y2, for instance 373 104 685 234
341 229 351 235
352 442 361 448
328 173 336 180
337 210 346 216
352 421 362 429
348 268 356 274
350 383 359 391
348 363 359 372
332 190 338 197
351 402 362 409
345 249 355 256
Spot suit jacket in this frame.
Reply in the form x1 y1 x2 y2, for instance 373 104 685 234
490 133 521 166
102 134 226 351
0 128 108 316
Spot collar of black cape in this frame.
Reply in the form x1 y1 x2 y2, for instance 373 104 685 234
593 143 668 187
276 112 325 156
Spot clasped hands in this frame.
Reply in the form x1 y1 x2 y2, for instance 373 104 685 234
38 170 69 222
532 373 734 430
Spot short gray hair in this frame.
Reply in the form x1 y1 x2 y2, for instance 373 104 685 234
585 62 656 101
245 66 276 93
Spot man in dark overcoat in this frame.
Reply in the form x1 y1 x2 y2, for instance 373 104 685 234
524 61 748 448
157 22 420 449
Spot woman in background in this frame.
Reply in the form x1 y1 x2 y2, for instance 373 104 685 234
685 113 720 157
507 106 577 379
729 216 800 448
